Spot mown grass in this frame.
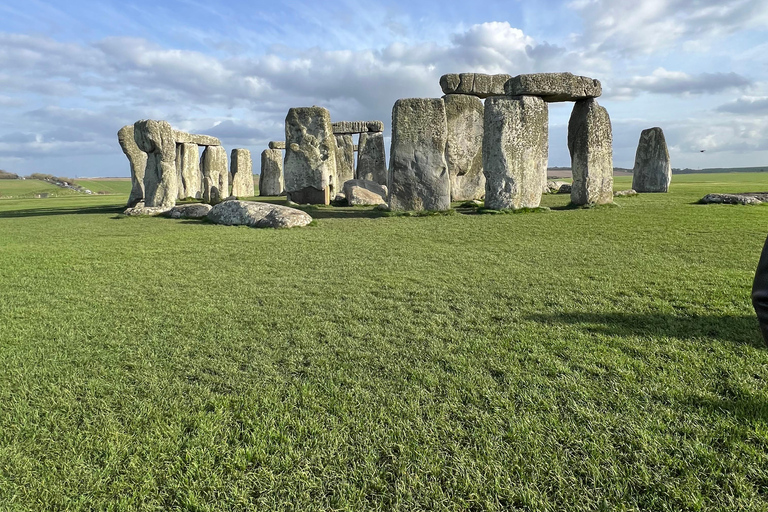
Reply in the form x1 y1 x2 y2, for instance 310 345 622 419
1 173 767 511
0 179 79 199
75 179 133 196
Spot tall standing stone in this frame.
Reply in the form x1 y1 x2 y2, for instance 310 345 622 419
444 94 485 201
482 96 548 210
356 132 387 186
260 149 284 196
118 125 147 207
568 98 613 205
201 146 229 204
632 127 671 193
334 134 355 193
284 107 337 205
230 149 254 197
133 120 177 208
388 98 450 211
176 143 201 199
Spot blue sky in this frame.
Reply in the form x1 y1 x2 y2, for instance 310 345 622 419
0 0 767 177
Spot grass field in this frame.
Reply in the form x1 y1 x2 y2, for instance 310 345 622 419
1 173 767 511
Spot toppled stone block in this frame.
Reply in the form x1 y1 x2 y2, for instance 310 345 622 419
632 127 672 193
701 193 766 205
505 73 602 102
259 149 284 196
269 141 286 150
164 203 213 219
356 132 387 186
568 98 613 206
118 125 147 207
440 73 511 99
230 149 254 197
342 179 388 206
134 120 178 208
173 130 221 146
614 189 638 197
545 181 571 194
207 200 313 228
444 94 485 201
284 106 337 205
123 202 172 216
332 121 384 134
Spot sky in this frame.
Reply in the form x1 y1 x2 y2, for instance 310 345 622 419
0 0 766 177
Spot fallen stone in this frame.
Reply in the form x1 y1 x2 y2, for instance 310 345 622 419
164 203 213 219
568 98 613 206
230 149 254 197
545 181 571 194
444 94 485 201
483 96 548 210
173 131 221 146
614 189 638 197
356 132 388 186
269 141 286 150
201 145 229 204
388 98 450 211
343 179 388 206
335 134 356 195
134 120 178 208
123 202 171 216
118 125 148 207
284 107 336 205
332 121 384 134
207 200 313 228
439 73 511 99
632 127 672 193
505 73 602 102
259 149 284 196
701 193 766 205
176 142 202 199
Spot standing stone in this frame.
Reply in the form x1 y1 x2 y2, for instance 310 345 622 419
444 94 485 201
230 149 254 197
176 143 201 199
482 96 548 210
356 132 388 186
632 127 671 193
388 98 450 211
201 146 229 204
118 125 147 207
133 120 177 208
284 107 337 205
334 134 355 195
568 99 613 205
260 149 284 196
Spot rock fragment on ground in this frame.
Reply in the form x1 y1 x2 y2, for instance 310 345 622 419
343 179 388 206
207 200 313 228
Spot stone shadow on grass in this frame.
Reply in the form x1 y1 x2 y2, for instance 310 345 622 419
0 204 125 218
528 312 765 348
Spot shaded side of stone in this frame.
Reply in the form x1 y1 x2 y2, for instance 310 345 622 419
482 96 548 210
444 94 485 201
505 73 602 102
118 125 147 207
230 149 254 197
176 143 201 199
568 98 613 205
632 127 671 193
334 134 355 194
284 107 336 205
201 145 229 204
356 132 388 186
259 149 284 196
134 119 178 208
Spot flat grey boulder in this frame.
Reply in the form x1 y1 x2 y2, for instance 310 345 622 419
632 127 672 193
343 179 388 206
123 202 171 216
269 141 286 150
440 73 511 99
701 193 767 205
173 131 221 146
505 73 602 102
165 203 213 219
207 200 313 228
614 189 638 197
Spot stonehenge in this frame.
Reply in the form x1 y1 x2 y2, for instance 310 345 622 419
332 121 384 134
230 149 254 197
117 125 147 207
176 143 201 199
334 134 356 196
632 127 671 193
356 132 387 186
505 73 602 102
133 120 178 208
269 141 286 150
440 73 511 98
568 98 613 205
260 149 284 196
444 94 485 201
201 146 229 204
284 107 337 205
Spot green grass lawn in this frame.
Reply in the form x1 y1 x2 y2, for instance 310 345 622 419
75 179 134 196
1 173 767 511
0 179 79 199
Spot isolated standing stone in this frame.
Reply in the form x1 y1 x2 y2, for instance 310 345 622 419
134 120 177 208
388 98 450 211
482 96 548 210
568 98 613 205
334 134 355 194
505 73 602 102
444 94 485 201
118 125 147 207
632 127 672 193
176 142 201 199
201 146 229 203
230 149 254 197
284 107 337 205
356 132 387 186
260 149 284 196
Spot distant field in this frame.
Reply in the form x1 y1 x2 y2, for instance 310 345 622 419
76 179 134 195
0 173 767 511
0 179 79 199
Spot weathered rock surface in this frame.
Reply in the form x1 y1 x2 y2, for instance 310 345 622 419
335 134 356 193
356 132 388 186
134 120 178 208
118 125 147 207
176 143 201 199
284 107 337 205
614 189 638 197
201 145 229 204
332 121 384 134
259 149 284 196
388 98 450 211
342 179 388 206
545 180 571 194
701 193 767 205
173 131 221 146
482 96 548 209
505 73 602 102
165 203 213 219
568 98 613 205
207 200 313 228
632 127 672 193
439 73 511 99
123 202 171 216
444 94 485 201
269 141 286 150
230 149 254 197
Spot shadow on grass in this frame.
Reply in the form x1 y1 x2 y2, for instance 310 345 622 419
0 204 125 218
528 311 765 348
